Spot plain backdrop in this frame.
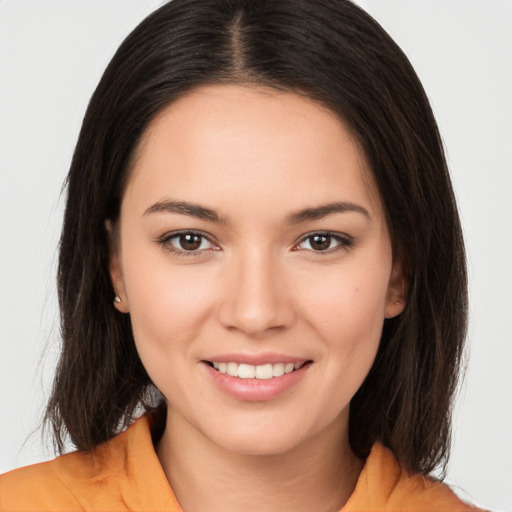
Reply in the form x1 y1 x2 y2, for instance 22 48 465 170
0 1 511 510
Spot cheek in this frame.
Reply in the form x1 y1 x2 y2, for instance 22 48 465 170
295 256 391 373
121 250 217 360
298 262 390 336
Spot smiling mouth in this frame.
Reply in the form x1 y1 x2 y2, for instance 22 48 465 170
205 361 311 380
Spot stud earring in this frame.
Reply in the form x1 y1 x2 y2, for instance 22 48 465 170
114 295 122 303
395 299 402 305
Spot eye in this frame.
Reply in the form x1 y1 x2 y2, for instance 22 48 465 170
158 231 219 255
295 232 353 252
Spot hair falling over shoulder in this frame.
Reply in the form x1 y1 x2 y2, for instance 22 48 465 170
46 0 467 477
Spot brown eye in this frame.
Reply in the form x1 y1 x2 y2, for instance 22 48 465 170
179 233 202 251
309 234 331 251
295 232 353 253
160 231 217 255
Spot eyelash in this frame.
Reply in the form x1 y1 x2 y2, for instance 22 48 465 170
156 230 354 257
295 232 354 254
157 230 219 257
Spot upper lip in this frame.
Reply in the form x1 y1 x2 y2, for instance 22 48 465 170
202 352 311 366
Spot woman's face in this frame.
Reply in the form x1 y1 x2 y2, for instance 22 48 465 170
111 85 404 455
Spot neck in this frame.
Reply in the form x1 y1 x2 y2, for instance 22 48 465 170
156 407 363 512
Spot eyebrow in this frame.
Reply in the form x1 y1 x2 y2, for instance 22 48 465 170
144 200 227 224
143 199 370 224
287 201 371 224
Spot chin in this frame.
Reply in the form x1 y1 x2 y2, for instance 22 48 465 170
213 428 308 457
194 408 327 457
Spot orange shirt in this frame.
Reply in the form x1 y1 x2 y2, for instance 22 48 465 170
0 414 481 512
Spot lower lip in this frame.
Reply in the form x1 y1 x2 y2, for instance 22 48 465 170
202 362 312 401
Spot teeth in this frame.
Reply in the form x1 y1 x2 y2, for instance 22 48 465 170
238 363 255 379
227 362 238 377
255 363 273 380
272 363 284 377
212 361 305 379
284 362 294 373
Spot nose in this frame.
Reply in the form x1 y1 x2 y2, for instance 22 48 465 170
217 249 296 337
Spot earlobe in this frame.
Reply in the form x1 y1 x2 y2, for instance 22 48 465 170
113 292 129 313
105 220 130 314
384 259 406 319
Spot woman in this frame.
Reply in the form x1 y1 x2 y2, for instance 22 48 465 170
0 0 482 510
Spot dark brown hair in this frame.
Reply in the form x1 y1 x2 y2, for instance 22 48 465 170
46 0 467 476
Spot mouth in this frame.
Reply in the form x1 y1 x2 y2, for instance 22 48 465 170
205 360 312 380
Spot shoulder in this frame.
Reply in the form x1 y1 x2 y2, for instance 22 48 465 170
0 413 180 512
343 443 484 512
0 450 94 512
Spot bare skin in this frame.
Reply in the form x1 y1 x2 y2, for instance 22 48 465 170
110 85 405 512
157 405 363 512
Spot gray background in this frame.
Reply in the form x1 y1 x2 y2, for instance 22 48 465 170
1 1 511 510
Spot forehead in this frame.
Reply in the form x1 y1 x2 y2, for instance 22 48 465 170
125 85 383 220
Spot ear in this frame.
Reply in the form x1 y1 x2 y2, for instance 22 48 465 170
384 258 406 319
105 220 130 314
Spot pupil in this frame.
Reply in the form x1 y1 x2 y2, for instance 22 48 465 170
311 235 330 250
180 234 201 250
